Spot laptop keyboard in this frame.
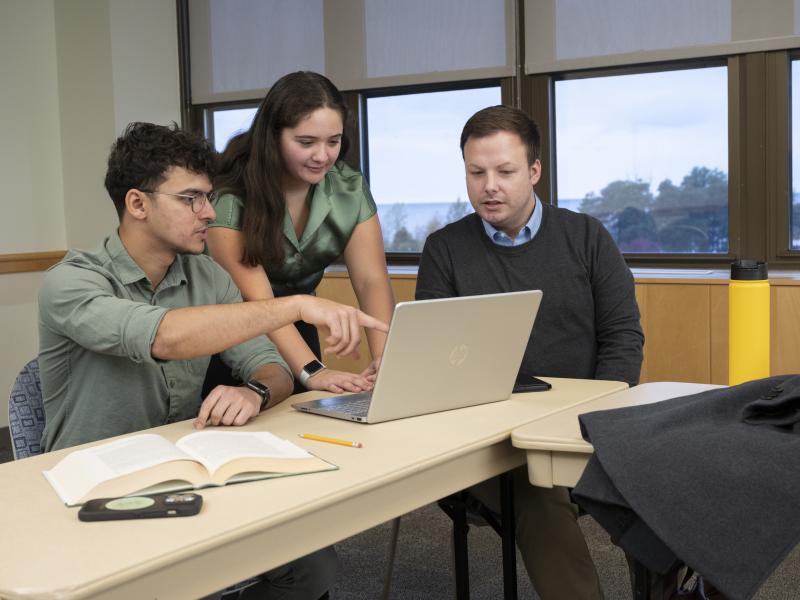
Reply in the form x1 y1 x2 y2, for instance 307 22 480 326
331 392 373 415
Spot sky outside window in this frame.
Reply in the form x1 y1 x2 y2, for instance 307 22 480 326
367 86 502 252
212 107 258 152
556 66 729 254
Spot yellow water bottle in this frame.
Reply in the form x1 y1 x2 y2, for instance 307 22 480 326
729 260 770 385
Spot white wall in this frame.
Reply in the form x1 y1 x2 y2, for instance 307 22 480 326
54 0 118 251
0 1 67 254
1 0 180 429
55 0 182 251
109 0 182 134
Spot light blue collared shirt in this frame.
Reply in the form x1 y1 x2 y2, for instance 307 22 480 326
480 194 542 247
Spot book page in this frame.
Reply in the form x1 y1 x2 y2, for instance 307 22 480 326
176 431 312 474
89 434 193 475
42 434 196 506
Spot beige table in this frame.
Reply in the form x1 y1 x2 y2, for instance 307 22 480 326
511 382 721 488
0 377 627 600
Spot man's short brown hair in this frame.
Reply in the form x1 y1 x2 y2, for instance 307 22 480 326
104 122 217 221
460 105 541 166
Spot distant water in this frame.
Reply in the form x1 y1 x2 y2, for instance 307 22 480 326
557 198 581 212
376 202 473 238
376 198 582 237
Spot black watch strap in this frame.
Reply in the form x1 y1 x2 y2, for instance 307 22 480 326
245 379 271 411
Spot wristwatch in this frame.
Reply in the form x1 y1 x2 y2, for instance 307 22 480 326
299 359 326 386
245 379 271 411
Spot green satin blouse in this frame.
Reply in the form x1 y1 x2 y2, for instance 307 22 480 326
210 161 377 296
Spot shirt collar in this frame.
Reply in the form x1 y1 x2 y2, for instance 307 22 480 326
106 229 188 289
105 230 149 285
481 194 542 247
282 180 332 252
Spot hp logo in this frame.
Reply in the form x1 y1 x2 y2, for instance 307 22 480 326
449 344 469 366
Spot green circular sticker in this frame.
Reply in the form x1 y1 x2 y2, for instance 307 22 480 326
105 496 155 511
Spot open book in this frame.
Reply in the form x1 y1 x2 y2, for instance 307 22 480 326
43 431 337 506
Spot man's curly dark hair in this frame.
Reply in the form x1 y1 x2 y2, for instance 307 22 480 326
104 122 217 220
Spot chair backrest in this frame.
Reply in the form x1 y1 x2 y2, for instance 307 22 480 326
8 358 44 459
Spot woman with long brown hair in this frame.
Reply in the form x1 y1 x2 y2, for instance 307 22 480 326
208 71 394 394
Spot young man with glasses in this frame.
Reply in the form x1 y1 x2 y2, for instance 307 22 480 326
38 122 385 599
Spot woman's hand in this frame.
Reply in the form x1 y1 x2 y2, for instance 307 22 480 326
360 355 383 383
305 368 374 394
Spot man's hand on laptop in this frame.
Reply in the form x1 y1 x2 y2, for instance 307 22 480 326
297 296 389 358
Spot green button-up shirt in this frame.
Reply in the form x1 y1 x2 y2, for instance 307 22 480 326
210 161 377 296
38 231 289 452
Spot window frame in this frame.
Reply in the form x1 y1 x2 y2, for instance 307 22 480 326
358 78 507 263
177 0 800 268
770 51 793 261
529 57 738 267
524 51 799 269
193 100 261 151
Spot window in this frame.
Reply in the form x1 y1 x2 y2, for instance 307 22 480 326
554 66 728 254
364 85 502 253
792 59 800 250
206 106 258 152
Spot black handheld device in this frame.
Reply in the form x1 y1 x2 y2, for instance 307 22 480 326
78 492 203 522
513 375 552 393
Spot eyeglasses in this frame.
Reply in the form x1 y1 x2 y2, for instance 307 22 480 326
141 189 220 213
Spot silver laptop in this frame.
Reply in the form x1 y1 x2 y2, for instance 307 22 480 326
292 290 543 423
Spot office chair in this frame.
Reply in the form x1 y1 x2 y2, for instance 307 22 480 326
438 475 518 600
8 358 45 460
381 480 517 600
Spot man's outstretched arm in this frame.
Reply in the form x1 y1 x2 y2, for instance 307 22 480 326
152 295 388 361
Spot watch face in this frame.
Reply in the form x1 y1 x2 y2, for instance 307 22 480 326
304 360 325 376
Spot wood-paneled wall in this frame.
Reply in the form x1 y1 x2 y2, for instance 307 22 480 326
316 272 800 385
315 272 417 375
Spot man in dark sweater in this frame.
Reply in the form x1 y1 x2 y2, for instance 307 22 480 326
416 106 644 599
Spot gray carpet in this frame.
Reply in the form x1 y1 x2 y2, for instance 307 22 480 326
332 503 800 599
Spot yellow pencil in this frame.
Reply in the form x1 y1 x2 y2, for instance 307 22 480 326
299 433 363 448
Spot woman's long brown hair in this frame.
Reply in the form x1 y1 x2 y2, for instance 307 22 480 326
215 71 350 268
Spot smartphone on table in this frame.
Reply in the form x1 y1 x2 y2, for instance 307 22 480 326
513 374 552 393
78 492 203 521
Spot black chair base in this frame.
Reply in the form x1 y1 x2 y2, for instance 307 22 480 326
438 472 518 600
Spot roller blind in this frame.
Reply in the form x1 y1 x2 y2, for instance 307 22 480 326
189 0 514 104
525 0 800 74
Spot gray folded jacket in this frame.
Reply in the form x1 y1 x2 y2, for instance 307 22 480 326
572 376 800 600
741 375 800 431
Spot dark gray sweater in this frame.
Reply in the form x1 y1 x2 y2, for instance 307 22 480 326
416 204 643 386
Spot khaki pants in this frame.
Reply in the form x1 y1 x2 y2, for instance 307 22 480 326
470 466 604 600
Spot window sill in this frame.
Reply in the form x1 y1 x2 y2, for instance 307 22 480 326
324 264 800 285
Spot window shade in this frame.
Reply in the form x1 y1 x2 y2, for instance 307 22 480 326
189 0 325 104
525 0 800 74
189 0 514 104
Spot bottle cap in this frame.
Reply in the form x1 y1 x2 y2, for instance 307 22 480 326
730 259 768 281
